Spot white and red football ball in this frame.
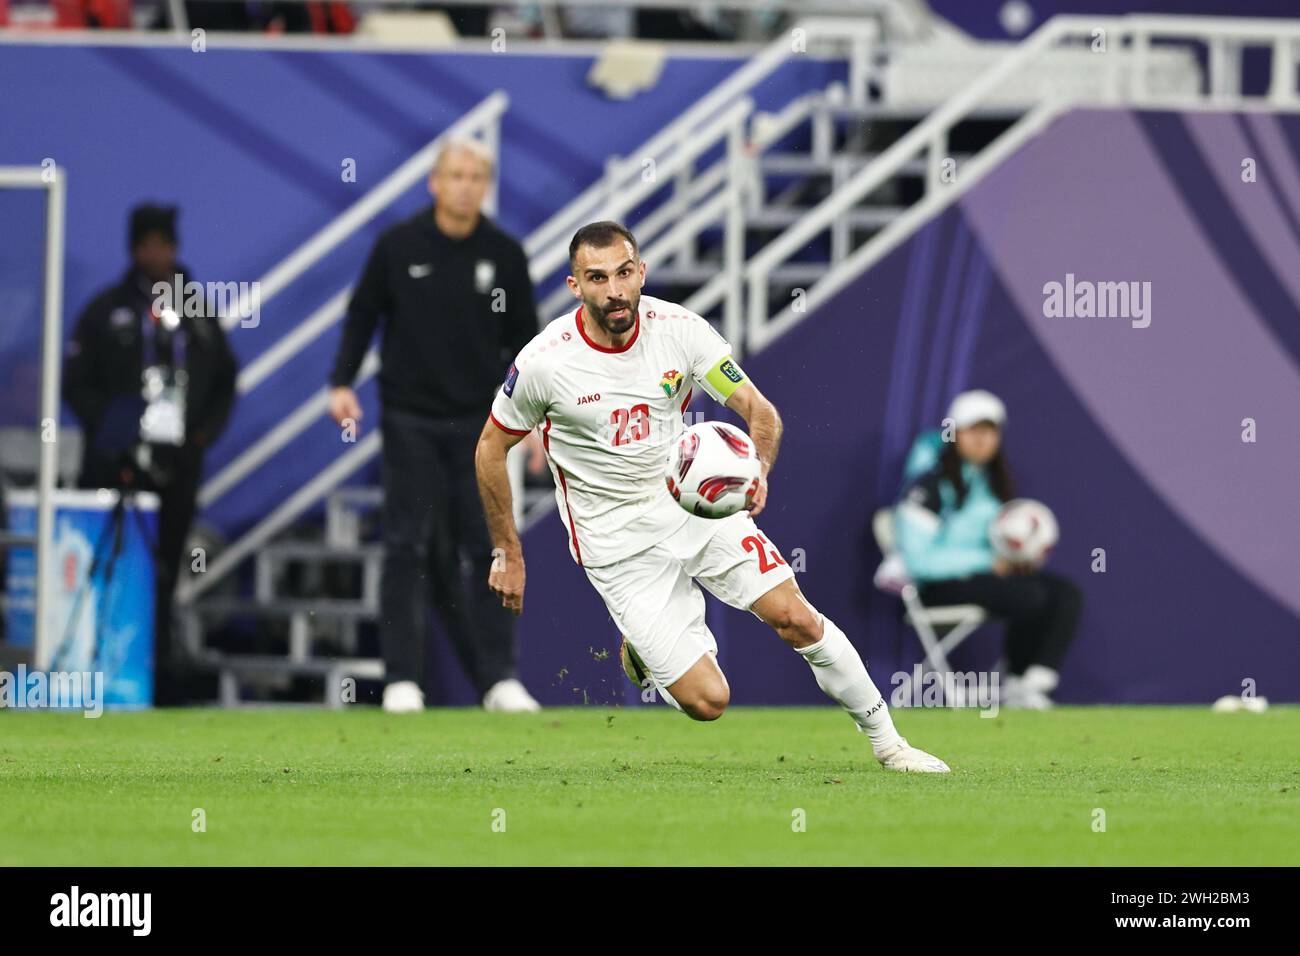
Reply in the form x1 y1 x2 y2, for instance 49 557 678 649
989 498 1059 565
664 421 762 519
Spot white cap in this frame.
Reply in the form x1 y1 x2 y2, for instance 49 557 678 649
947 389 1006 430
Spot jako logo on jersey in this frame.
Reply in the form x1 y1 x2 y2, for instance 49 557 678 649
719 359 745 384
660 369 684 398
503 363 519 397
577 393 601 405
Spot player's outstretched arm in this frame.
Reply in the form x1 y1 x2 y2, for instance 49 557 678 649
725 381 782 517
475 419 529 614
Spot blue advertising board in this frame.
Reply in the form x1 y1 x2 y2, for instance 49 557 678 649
4 489 156 709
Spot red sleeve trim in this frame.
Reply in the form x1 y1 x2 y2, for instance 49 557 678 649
490 412 530 436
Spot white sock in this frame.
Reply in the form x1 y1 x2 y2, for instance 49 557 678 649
796 616 903 757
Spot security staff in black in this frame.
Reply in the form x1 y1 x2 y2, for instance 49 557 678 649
328 141 541 713
63 204 238 704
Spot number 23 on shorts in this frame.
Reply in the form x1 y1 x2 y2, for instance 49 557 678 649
742 532 786 573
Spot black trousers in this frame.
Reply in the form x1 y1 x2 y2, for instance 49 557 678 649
918 571 1081 675
154 455 201 677
80 444 201 704
379 406 516 694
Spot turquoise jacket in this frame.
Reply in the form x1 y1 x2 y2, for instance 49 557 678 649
892 430 1001 582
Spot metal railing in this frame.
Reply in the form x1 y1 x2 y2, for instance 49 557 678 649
743 13 1300 352
532 95 756 347
525 16 878 274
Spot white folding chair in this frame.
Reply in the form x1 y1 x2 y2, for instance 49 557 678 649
871 508 988 706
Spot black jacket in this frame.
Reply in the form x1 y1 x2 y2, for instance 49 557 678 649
63 264 238 483
329 207 538 419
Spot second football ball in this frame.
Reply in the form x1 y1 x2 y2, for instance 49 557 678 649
664 421 762 519
989 498 1059 565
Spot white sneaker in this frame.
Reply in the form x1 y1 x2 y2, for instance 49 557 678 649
1001 675 1054 710
382 680 425 714
877 737 951 773
482 678 541 713
1021 664 1060 694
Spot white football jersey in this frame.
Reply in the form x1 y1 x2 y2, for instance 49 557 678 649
490 294 747 567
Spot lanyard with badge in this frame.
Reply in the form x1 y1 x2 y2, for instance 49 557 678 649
138 304 188 447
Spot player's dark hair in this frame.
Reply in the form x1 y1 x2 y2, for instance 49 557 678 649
941 434 1015 506
569 221 639 271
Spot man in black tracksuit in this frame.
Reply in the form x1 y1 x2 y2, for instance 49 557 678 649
63 204 238 704
328 141 540 713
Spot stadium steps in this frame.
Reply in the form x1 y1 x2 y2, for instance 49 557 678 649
256 541 384 563
189 596 377 620
185 476 567 706
649 262 828 288
180 596 380 707
192 651 385 709
747 206 907 230
254 542 383 612
661 103 1013 305
181 485 384 705
759 151 976 177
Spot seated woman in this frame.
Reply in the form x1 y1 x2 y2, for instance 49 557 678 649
893 390 1081 709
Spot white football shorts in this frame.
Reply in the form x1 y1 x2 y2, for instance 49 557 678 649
583 510 796 691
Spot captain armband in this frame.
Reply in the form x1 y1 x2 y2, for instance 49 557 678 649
703 355 748 401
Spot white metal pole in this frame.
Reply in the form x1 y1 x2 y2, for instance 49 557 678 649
724 121 745 356
35 167 66 670
926 129 947 198
483 119 500 217
1269 37 1294 107
167 0 189 35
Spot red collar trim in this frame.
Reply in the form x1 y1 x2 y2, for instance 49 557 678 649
575 305 640 354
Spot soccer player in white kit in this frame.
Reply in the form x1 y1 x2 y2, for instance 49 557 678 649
475 222 949 772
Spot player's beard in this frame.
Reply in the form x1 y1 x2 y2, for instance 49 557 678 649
587 293 639 336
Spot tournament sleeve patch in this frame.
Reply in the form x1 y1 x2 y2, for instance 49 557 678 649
502 362 519 397
704 355 747 400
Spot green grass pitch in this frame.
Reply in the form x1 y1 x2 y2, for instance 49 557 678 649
2 706 1296 866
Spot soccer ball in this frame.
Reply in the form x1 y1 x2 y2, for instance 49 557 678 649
664 421 762 519
989 498 1059 565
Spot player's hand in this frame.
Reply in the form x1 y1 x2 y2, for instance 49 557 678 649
745 474 769 517
329 387 363 430
489 547 526 614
